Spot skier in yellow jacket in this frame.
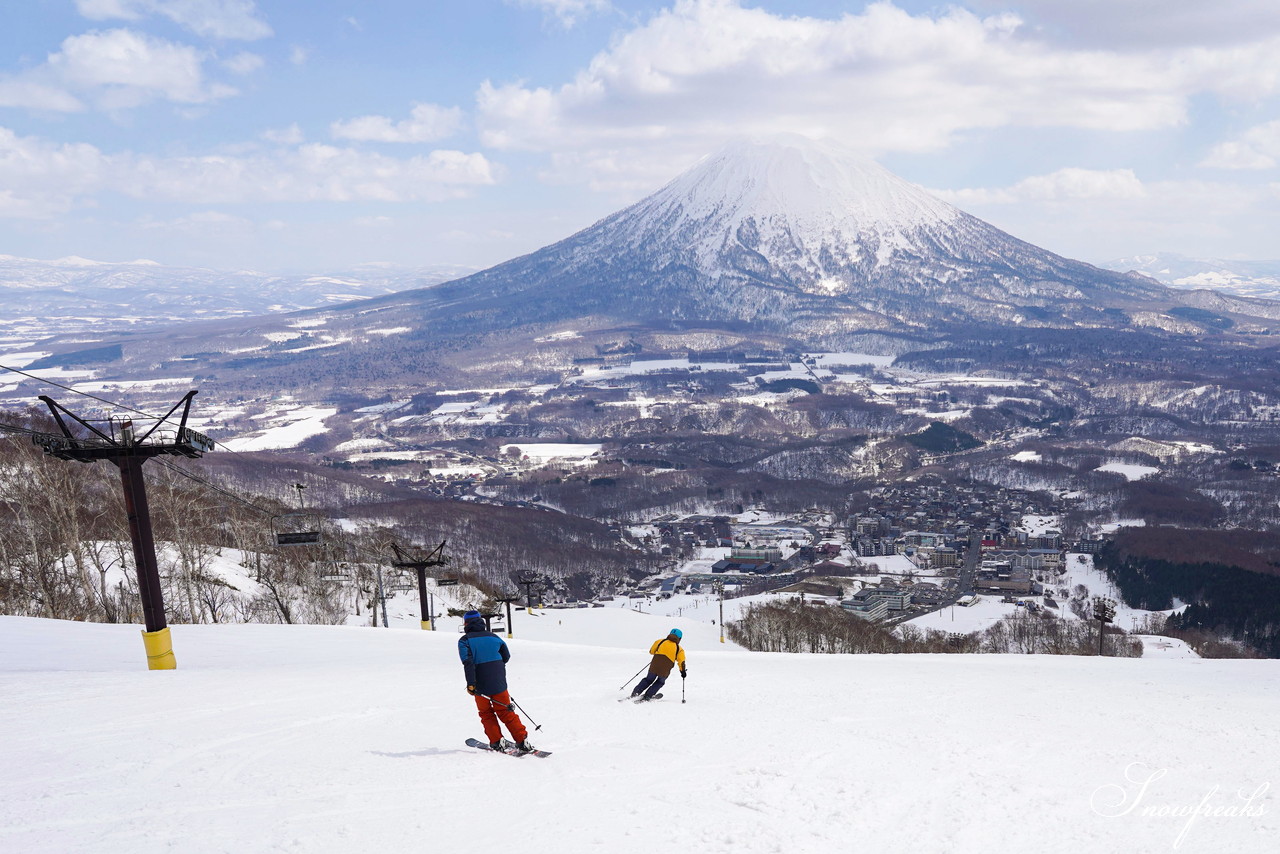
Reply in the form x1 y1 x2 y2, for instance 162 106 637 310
631 628 687 701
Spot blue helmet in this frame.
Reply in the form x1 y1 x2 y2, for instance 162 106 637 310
670 628 682 639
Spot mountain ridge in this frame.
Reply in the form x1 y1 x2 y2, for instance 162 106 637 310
9 137 1280 391
352 135 1173 338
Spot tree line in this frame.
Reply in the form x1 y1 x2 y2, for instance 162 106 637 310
726 600 1141 656
1097 534 1280 658
0 423 638 627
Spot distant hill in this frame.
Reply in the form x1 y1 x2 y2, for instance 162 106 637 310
0 253 473 337
1105 252 1280 300
12 137 1280 392
351 134 1173 338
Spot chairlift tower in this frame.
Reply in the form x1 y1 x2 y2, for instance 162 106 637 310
1093 596 1117 656
389 541 448 630
34 390 214 670
713 580 725 644
516 570 541 614
494 595 520 639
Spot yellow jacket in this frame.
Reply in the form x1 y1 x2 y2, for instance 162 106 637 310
648 635 686 677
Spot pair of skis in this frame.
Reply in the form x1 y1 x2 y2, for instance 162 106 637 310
468 691 670 757
465 737 552 758
618 693 664 703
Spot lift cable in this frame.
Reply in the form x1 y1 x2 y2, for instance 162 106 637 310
151 457 430 575
0 363 164 420
150 458 276 517
2 368 443 574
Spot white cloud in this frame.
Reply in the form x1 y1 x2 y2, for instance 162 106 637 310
936 168 1148 205
143 209 255 234
223 51 264 75
475 0 1280 191
1 28 245 113
2 28 237 112
0 125 500 216
0 128 108 215
75 0 272 41
933 172 1278 261
263 123 304 145
1202 120 1280 169
508 0 611 28
331 103 464 143
968 0 1280 48
0 80 84 112
289 46 309 66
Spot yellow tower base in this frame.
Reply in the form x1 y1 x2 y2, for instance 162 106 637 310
141 627 177 670
421 620 432 631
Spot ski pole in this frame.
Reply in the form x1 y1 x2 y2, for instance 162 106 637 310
508 696 542 731
618 664 647 691
480 693 542 731
481 691 540 732
681 674 686 704
479 693 515 712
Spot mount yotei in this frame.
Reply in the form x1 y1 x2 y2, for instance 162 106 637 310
18 135 1280 389
395 135 1172 335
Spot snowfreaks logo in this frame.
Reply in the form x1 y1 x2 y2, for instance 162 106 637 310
1091 763 1270 849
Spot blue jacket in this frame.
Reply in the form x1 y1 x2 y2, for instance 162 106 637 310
459 625 511 696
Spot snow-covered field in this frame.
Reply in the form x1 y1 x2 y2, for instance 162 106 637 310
1097 462 1160 481
500 442 603 462
220 407 338 452
2 612 1277 854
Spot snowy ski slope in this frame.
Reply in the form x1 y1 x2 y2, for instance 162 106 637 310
1 611 1276 854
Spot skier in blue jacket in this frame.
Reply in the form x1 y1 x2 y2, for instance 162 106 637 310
458 610 534 752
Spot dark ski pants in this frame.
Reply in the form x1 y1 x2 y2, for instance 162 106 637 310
474 690 528 744
632 673 667 699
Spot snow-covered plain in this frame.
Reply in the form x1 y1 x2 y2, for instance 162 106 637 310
501 442 603 462
1097 462 1160 481
2 612 1277 854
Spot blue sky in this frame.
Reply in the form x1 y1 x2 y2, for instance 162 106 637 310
2 0 1279 272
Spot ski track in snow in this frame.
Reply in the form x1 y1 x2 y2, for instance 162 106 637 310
1 614 1277 854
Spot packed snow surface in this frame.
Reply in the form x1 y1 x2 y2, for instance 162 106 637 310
501 442 602 461
1097 462 1159 481
2 613 1277 854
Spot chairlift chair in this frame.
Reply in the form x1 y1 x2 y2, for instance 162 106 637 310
389 575 417 593
272 482 323 547
272 513 324 547
320 561 352 582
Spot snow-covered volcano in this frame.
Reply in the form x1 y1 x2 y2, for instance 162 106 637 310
610 135 966 291
387 134 1166 335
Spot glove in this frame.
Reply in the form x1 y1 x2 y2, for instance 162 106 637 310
467 685 477 696
680 669 687 679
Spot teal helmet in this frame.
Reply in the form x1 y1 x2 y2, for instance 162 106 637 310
670 628 683 639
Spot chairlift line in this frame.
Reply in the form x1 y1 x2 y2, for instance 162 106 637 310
0 362 165 420
271 482 325 547
5 383 453 616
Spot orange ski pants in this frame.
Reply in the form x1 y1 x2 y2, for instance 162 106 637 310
474 690 528 743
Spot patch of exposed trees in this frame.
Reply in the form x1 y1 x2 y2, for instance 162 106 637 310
0 427 619 627
484 463 850 523
726 600 1142 656
1098 532 1280 657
